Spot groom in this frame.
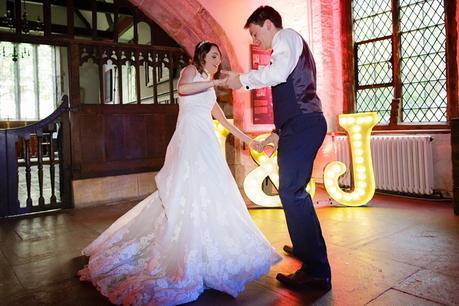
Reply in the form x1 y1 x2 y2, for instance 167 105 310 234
224 6 331 291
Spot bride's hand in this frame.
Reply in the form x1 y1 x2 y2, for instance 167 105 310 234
249 140 264 152
220 70 242 90
220 70 239 78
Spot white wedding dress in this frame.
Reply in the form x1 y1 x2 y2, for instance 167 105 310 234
78 69 282 306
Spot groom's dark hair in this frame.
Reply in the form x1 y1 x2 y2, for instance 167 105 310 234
244 6 283 29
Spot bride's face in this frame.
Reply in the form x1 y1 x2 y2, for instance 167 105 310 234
203 46 221 75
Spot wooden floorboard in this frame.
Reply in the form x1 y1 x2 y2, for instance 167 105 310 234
0 188 457 305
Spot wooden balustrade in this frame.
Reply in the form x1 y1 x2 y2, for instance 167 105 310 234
0 96 71 217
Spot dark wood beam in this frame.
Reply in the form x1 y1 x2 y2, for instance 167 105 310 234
24 0 132 14
105 12 114 31
14 0 21 35
340 0 355 114
67 0 74 36
133 8 139 44
113 0 119 42
75 10 91 30
0 31 186 53
1 0 183 48
445 0 458 119
43 0 51 35
117 15 133 38
390 0 401 127
91 0 97 39
135 50 141 103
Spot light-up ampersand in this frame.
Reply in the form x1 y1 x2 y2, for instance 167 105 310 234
213 119 233 156
243 134 315 207
213 122 314 207
324 112 378 206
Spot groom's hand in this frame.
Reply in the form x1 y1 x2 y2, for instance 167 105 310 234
262 133 279 151
221 70 242 90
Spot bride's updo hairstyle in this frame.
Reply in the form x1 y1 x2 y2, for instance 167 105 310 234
192 40 222 76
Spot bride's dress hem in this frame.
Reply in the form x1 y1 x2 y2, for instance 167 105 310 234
77 190 281 305
79 253 279 305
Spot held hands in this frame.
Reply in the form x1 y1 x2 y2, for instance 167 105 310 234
213 77 228 87
261 133 279 151
249 140 264 152
249 132 279 153
220 70 243 89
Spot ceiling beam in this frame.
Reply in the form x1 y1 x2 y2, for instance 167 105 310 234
23 0 132 14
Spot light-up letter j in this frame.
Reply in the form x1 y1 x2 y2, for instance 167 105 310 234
324 112 378 206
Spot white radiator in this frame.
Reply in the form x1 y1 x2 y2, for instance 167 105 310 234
334 135 434 195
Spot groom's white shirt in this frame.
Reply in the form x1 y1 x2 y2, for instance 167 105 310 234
240 28 304 90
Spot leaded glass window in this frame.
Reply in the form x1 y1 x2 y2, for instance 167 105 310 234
400 0 447 123
352 0 447 125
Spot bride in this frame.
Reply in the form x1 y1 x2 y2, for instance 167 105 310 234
78 41 282 306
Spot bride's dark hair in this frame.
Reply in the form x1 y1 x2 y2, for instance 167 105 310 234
192 41 222 77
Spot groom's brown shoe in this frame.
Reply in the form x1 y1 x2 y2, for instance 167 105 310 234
276 270 331 291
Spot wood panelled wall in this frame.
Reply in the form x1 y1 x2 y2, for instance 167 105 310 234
67 40 185 180
0 0 191 207
71 104 178 180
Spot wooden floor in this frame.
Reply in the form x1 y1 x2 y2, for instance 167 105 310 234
0 188 458 306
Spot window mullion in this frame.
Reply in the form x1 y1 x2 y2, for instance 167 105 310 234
445 0 458 119
53 47 59 108
34 45 40 120
14 44 21 120
390 0 402 126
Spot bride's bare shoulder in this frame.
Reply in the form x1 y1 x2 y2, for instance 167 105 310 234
180 65 197 80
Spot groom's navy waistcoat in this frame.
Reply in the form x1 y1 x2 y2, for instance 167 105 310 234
271 39 322 129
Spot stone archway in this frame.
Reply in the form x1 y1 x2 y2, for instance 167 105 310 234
128 0 240 72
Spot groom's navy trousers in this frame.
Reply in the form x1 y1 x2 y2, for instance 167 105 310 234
277 112 331 279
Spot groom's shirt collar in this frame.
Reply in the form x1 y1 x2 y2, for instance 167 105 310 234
240 28 304 91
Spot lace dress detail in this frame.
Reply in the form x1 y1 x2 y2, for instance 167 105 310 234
78 70 282 306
